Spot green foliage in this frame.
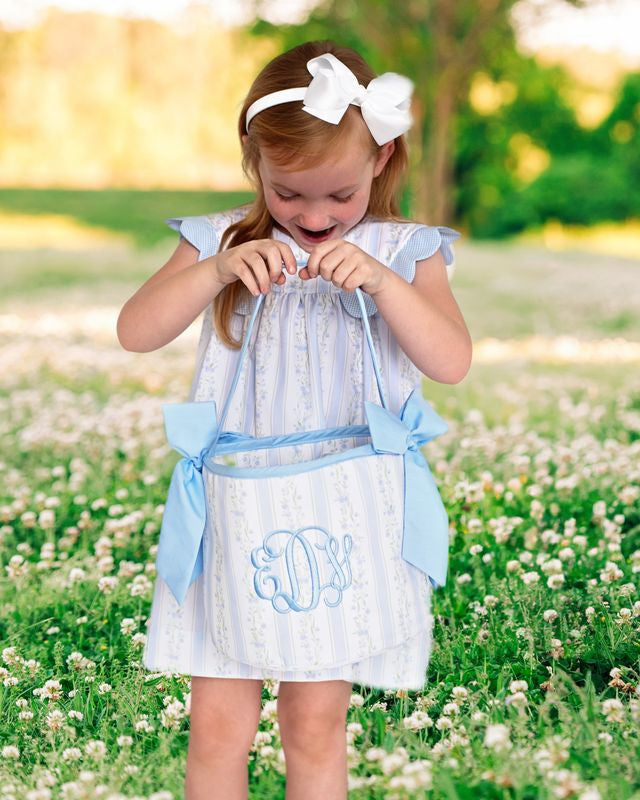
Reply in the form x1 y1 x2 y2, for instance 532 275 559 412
456 50 640 237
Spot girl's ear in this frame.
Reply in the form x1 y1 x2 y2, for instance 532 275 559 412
373 140 395 177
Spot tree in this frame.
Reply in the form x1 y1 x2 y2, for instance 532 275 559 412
250 0 589 225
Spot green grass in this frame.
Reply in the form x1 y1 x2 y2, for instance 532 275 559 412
0 187 254 248
0 196 638 798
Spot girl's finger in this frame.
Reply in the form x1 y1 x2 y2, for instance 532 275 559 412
237 262 261 297
256 241 289 281
305 240 339 278
244 252 271 294
331 260 358 289
317 250 345 282
274 241 298 274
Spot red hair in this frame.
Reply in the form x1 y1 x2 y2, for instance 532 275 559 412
214 40 410 348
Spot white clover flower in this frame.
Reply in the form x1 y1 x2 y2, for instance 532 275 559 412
521 571 540 585
97 575 119 594
21 511 37 528
601 698 625 722
39 680 63 702
577 788 601 800
38 509 56 529
402 711 433 731
505 691 528 706
45 709 65 731
120 618 136 635
483 723 512 751
85 739 107 759
62 747 82 761
6 554 28 579
615 608 632 625
544 609 559 623
160 699 186 730
67 567 87 585
600 562 624 583
550 768 583 798
364 747 387 761
130 574 152 596
381 748 409 774
484 594 499 608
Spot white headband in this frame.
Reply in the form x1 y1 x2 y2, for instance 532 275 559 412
245 52 413 146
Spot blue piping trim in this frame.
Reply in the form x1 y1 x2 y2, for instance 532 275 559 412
204 442 377 478
212 424 371 454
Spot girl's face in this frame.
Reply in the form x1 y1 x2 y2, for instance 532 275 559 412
254 134 395 253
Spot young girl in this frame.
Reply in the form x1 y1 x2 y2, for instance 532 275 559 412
117 39 471 800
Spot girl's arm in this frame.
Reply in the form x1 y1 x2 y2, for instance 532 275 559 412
116 239 226 352
117 235 297 353
370 249 472 385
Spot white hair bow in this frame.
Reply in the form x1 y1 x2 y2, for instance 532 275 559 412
245 52 414 146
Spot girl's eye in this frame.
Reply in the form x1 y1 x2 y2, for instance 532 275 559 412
275 192 297 201
332 193 355 203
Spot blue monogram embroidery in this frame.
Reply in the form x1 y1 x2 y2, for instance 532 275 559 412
251 526 353 614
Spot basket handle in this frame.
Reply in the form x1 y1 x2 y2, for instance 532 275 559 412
210 260 389 455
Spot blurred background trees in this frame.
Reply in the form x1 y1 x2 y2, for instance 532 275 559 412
0 0 639 237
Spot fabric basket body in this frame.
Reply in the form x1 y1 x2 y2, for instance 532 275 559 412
155 264 451 677
203 448 431 671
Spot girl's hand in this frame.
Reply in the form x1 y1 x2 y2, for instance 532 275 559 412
212 239 297 296
300 240 388 296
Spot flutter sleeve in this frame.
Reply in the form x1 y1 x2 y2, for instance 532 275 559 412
388 225 460 284
165 215 219 262
339 224 461 318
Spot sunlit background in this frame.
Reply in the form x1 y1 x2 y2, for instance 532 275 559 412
0 0 638 349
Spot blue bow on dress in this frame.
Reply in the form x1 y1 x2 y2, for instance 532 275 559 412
155 402 218 606
364 388 450 589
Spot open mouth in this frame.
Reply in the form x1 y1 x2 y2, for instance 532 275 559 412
296 224 336 242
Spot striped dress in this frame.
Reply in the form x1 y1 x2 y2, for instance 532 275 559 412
143 206 459 690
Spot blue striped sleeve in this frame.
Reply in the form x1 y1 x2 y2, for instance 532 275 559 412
390 225 460 284
165 215 219 262
339 224 461 318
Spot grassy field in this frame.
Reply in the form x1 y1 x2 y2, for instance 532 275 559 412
0 193 638 799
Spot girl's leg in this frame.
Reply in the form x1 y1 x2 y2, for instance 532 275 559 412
277 679 352 800
184 676 263 800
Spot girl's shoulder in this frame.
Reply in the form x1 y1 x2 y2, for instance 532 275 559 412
164 205 251 260
361 216 460 272
339 215 462 318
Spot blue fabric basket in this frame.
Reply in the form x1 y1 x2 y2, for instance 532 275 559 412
154 263 451 670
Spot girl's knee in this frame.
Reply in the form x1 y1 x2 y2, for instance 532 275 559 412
189 677 262 757
277 681 351 754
